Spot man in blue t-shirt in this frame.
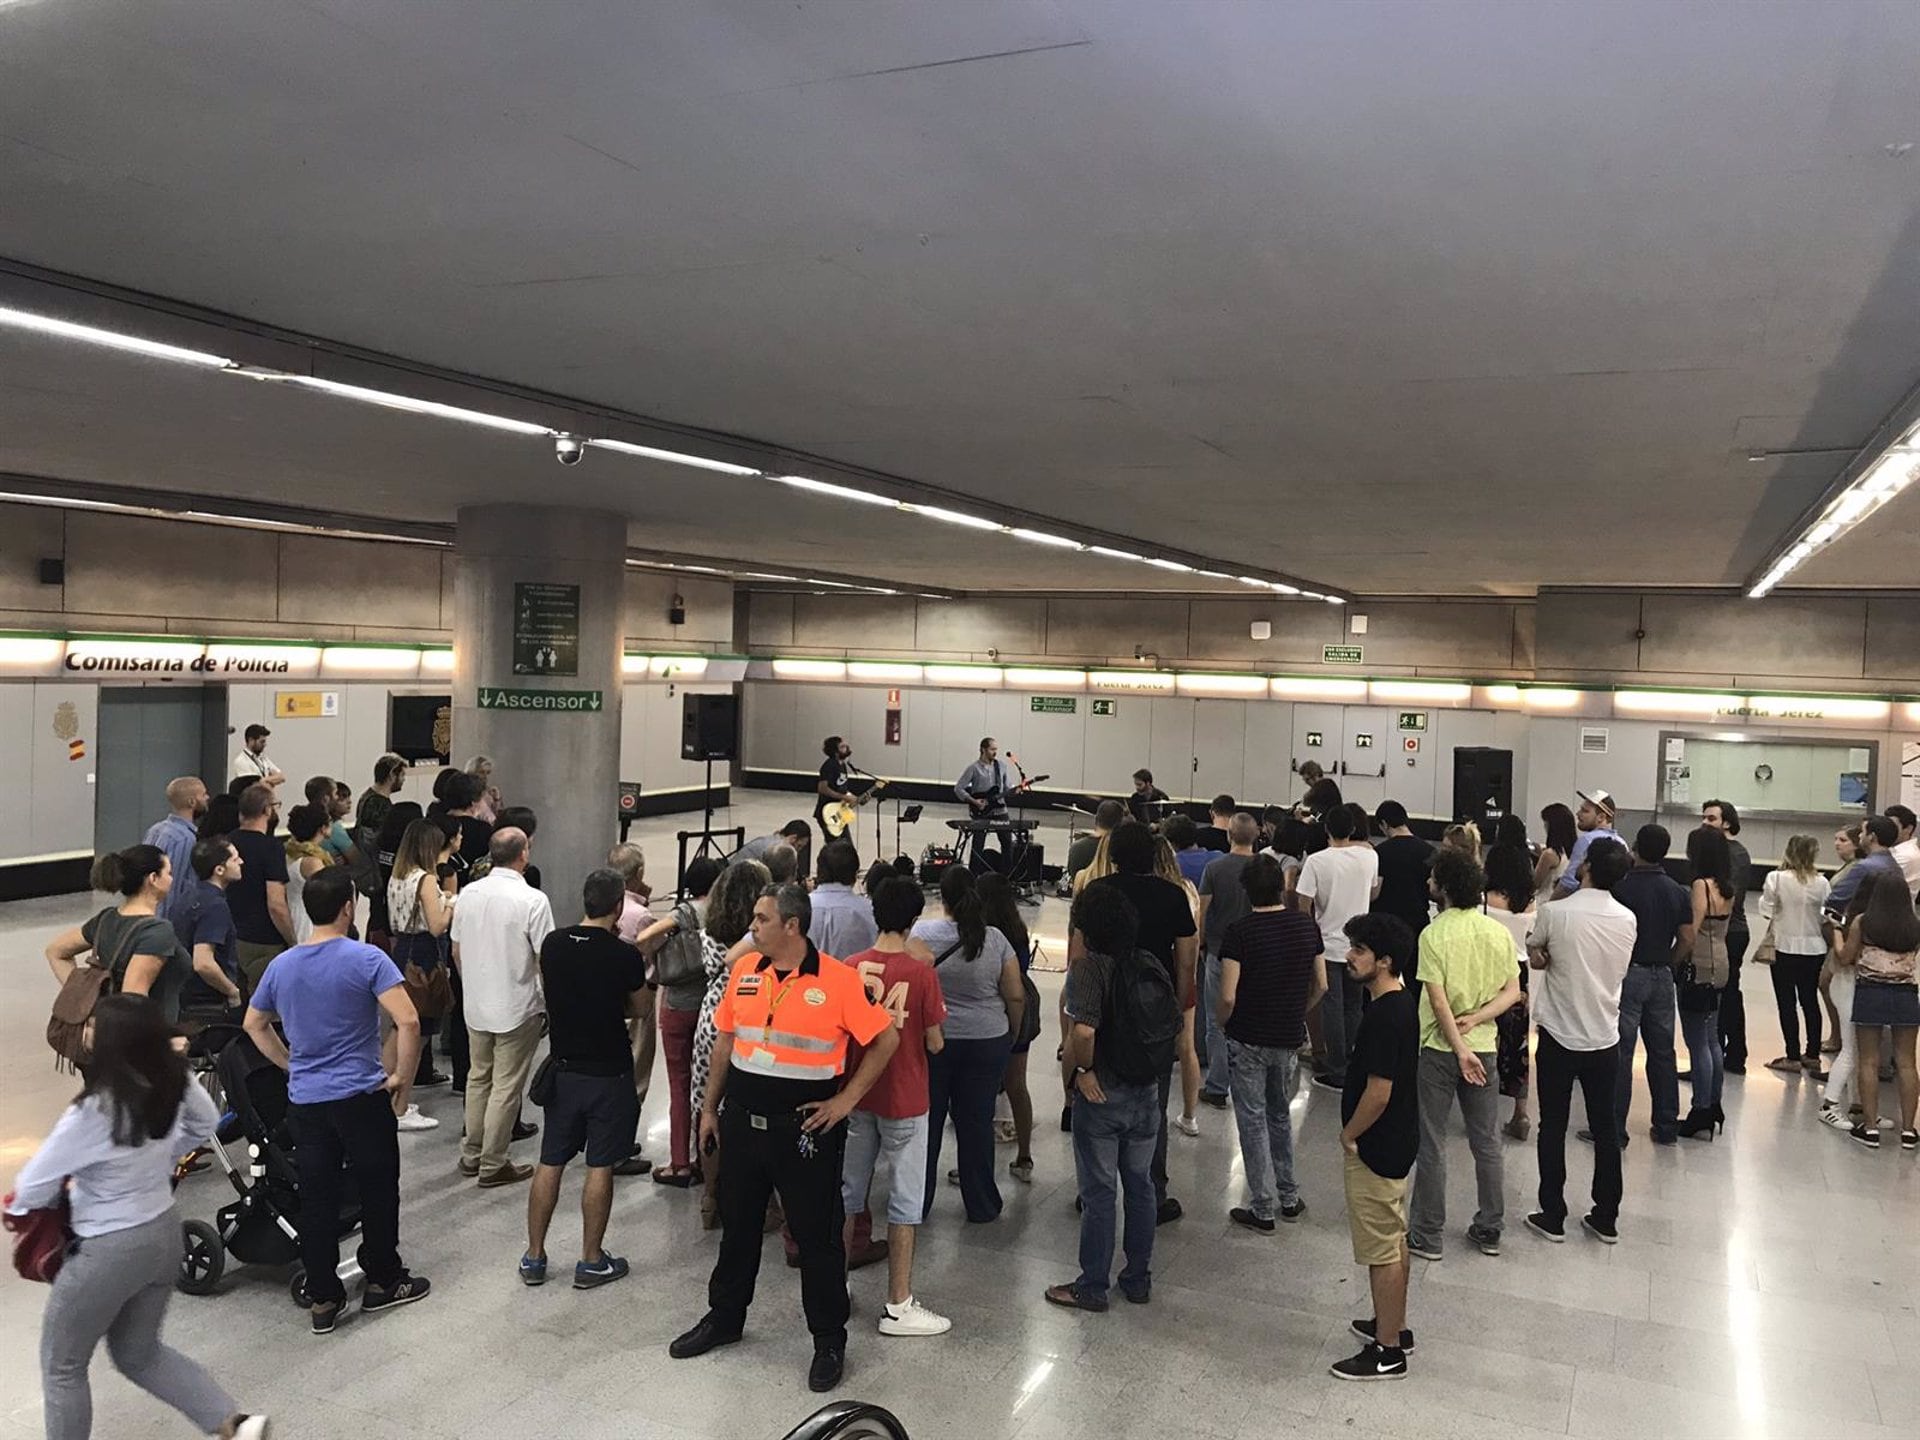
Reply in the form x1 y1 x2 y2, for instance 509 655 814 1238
175 836 246 1012
244 866 432 1335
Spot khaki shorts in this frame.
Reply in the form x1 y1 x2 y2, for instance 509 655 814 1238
1343 1150 1409 1267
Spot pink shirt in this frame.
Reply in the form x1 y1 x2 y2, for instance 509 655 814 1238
617 893 650 947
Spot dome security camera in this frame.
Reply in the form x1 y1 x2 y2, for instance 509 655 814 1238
554 433 586 466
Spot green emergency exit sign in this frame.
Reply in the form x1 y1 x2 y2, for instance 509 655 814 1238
1322 645 1364 665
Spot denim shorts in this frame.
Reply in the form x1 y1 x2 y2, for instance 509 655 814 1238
1852 982 1920 1028
842 1110 929 1225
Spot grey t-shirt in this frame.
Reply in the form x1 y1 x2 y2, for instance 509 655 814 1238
911 918 1013 1040
1200 852 1256 952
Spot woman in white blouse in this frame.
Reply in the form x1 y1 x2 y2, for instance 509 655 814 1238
7 996 270 1439
1759 834 1832 1075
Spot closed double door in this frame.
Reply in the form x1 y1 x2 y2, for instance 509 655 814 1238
1290 704 1394 812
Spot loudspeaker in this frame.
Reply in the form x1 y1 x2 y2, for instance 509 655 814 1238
681 693 738 762
1452 747 1513 826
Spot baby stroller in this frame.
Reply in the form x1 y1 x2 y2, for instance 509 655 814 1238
176 1030 362 1305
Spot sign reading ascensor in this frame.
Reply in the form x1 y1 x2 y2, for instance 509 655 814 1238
1030 696 1077 714
477 686 603 713
513 583 580 676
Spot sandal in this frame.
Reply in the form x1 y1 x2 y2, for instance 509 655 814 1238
652 1167 698 1188
1044 1282 1108 1313
1009 1158 1034 1184
1764 1056 1802 1074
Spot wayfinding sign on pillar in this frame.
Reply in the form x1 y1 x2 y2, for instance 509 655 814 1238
512 582 580 676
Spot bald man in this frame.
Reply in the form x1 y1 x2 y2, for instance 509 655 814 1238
143 776 209 922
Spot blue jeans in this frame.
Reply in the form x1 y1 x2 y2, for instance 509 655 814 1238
1680 1001 1724 1109
925 1033 1012 1223
1226 1040 1299 1218
1071 1081 1159 1300
1201 953 1231 1097
1614 965 1680 1139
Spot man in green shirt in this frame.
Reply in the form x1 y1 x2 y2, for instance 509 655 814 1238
1406 849 1523 1261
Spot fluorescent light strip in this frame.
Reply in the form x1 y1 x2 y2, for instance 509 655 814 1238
1089 670 1176 692
1614 690 1744 716
1176 672 1269 695
1089 545 1144 562
321 646 422 674
651 655 709 678
621 654 651 676
773 475 896 505
907 504 1004 531
0 305 236 368
1146 558 1194 573
1751 449 1920 596
848 662 924 682
420 650 454 674
1270 677 1368 699
1522 688 1583 709
770 659 848 680
233 369 553 436
924 664 1003 685
591 439 759 477
1369 681 1471 703
1010 528 1086 549
1005 668 1088 689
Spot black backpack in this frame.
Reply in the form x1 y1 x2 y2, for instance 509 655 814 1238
1101 948 1180 1086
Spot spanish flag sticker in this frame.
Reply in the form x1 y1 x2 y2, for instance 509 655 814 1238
67 739 86 762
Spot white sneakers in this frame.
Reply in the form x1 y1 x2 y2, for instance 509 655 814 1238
879 1297 952 1336
396 1106 438 1132
231 1418 271 1439
1175 1114 1201 1137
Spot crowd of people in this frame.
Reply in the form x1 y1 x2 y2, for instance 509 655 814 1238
12 754 1920 1435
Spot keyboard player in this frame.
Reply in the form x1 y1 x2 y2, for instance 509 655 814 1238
954 736 1021 872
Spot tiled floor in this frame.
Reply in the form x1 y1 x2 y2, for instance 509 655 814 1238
2 789 1916 1439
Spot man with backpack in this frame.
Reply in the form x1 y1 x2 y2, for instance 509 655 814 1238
1046 882 1180 1312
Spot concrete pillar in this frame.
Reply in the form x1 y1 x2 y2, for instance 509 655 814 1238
454 504 625 908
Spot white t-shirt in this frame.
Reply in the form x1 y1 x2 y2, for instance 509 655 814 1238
448 868 554 1032
231 749 278 782
1528 887 1636 1052
1483 904 1534 964
1891 837 1920 901
1294 843 1380 962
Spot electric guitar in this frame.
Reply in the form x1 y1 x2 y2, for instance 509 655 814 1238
822 779 890 838
965 774 1051 812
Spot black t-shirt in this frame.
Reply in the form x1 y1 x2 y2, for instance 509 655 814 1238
454 815 493 887
226 828 290 945
1127 787 1170 824
1342 985 1420 1179
1220 909 1322 1049
540 926 649 1077
814 759 851 822
1195 824 1232 854
1089 872 1196 985
1372 835 1434 932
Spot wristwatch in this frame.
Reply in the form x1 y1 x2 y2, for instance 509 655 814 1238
1072 1065 1093 1078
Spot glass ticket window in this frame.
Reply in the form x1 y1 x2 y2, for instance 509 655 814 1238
1658 731 1876 825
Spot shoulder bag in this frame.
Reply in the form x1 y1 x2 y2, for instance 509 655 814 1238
654 904 706 989
3 1188 72 1283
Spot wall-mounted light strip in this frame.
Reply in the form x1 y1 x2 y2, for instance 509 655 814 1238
1613 690 1746 716
1177 672 1269 696
1270 677 1368 699
1005 667 1088 689
1369 680 1472 703
1089 670 1177 692
770 658 849 680
924 664 1004 685
848 662 925 682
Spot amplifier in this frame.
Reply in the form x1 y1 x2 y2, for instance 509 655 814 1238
918 844 958 886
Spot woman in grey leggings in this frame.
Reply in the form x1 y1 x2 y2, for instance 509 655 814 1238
7 995 270 1439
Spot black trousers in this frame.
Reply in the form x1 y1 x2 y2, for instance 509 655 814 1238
287 1087 404 1306
1535 1030 1622 1227
1719 928 1750 1067
1150 1068 1173 1203
445 966 470 1088
1771 951 1824 1061
709 1104 849 1348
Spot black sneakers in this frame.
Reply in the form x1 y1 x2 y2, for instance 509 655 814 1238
360 1273 432 1315
808 1345 845 1393
1330 1341 1407 1381
1349 1317 1416 1352
1525 1212 1565 1243
1229 1207 1275 1233
1581 1214 1619 1245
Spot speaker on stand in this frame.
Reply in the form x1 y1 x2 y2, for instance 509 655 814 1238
1452 746 1514 830
680 694 739 866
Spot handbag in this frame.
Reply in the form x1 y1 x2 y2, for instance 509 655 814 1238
402 962 452 1020
653 905 706 989
1015 971 1044 1049
1751 920 1777 966
3 1189 72 1284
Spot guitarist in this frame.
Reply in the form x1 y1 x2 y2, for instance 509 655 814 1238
815 736 861 847
954 737 1019 873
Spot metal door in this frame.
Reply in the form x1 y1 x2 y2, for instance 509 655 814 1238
95 688 217 851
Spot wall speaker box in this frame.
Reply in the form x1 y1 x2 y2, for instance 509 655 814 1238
681 692 738 762
1452 746 1514 826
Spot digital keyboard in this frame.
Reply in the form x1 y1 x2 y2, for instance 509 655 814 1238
946 818 1036 835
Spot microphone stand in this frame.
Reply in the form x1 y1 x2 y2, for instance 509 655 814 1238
847 761 883 860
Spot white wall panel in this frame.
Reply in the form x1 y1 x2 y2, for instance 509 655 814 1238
31 682 98 858
843 685 892 781
903 688 947 784
0 685 40 860
226 683 349 794
1191 701 1246 804
1084 694 1151 796
1018 700 1087 791
982 692 1028 779
939 691 989 783
1243 700 1294 808
1148 698 1195 802
791 687 853 781
744 681 797 772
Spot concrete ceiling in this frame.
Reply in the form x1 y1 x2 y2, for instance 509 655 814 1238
3 0 1920 596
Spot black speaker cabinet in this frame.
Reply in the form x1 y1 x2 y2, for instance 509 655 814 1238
681 692 738 762
1452 746 1514 826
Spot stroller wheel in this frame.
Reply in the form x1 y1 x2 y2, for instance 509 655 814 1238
290 1268 311 1308
177 1220 224 1295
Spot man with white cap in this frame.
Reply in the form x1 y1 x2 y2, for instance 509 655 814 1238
1552 791 1621 900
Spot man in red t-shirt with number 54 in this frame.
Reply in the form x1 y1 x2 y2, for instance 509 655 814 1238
843 876 951 1337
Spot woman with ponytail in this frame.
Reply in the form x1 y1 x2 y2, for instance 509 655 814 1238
911 866 1025 1223
44 846 196 1024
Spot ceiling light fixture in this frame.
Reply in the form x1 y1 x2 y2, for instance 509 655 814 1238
771 475 895 505
1090 545 1145 562
1145 558 1195 573
590 439 760 476
231 368 553 436
1748 439 1920 597
1009 528 1086 549
0 305 236 368
906 504 1005 531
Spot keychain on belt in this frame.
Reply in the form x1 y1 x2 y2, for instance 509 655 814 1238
797 1128 816 1161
